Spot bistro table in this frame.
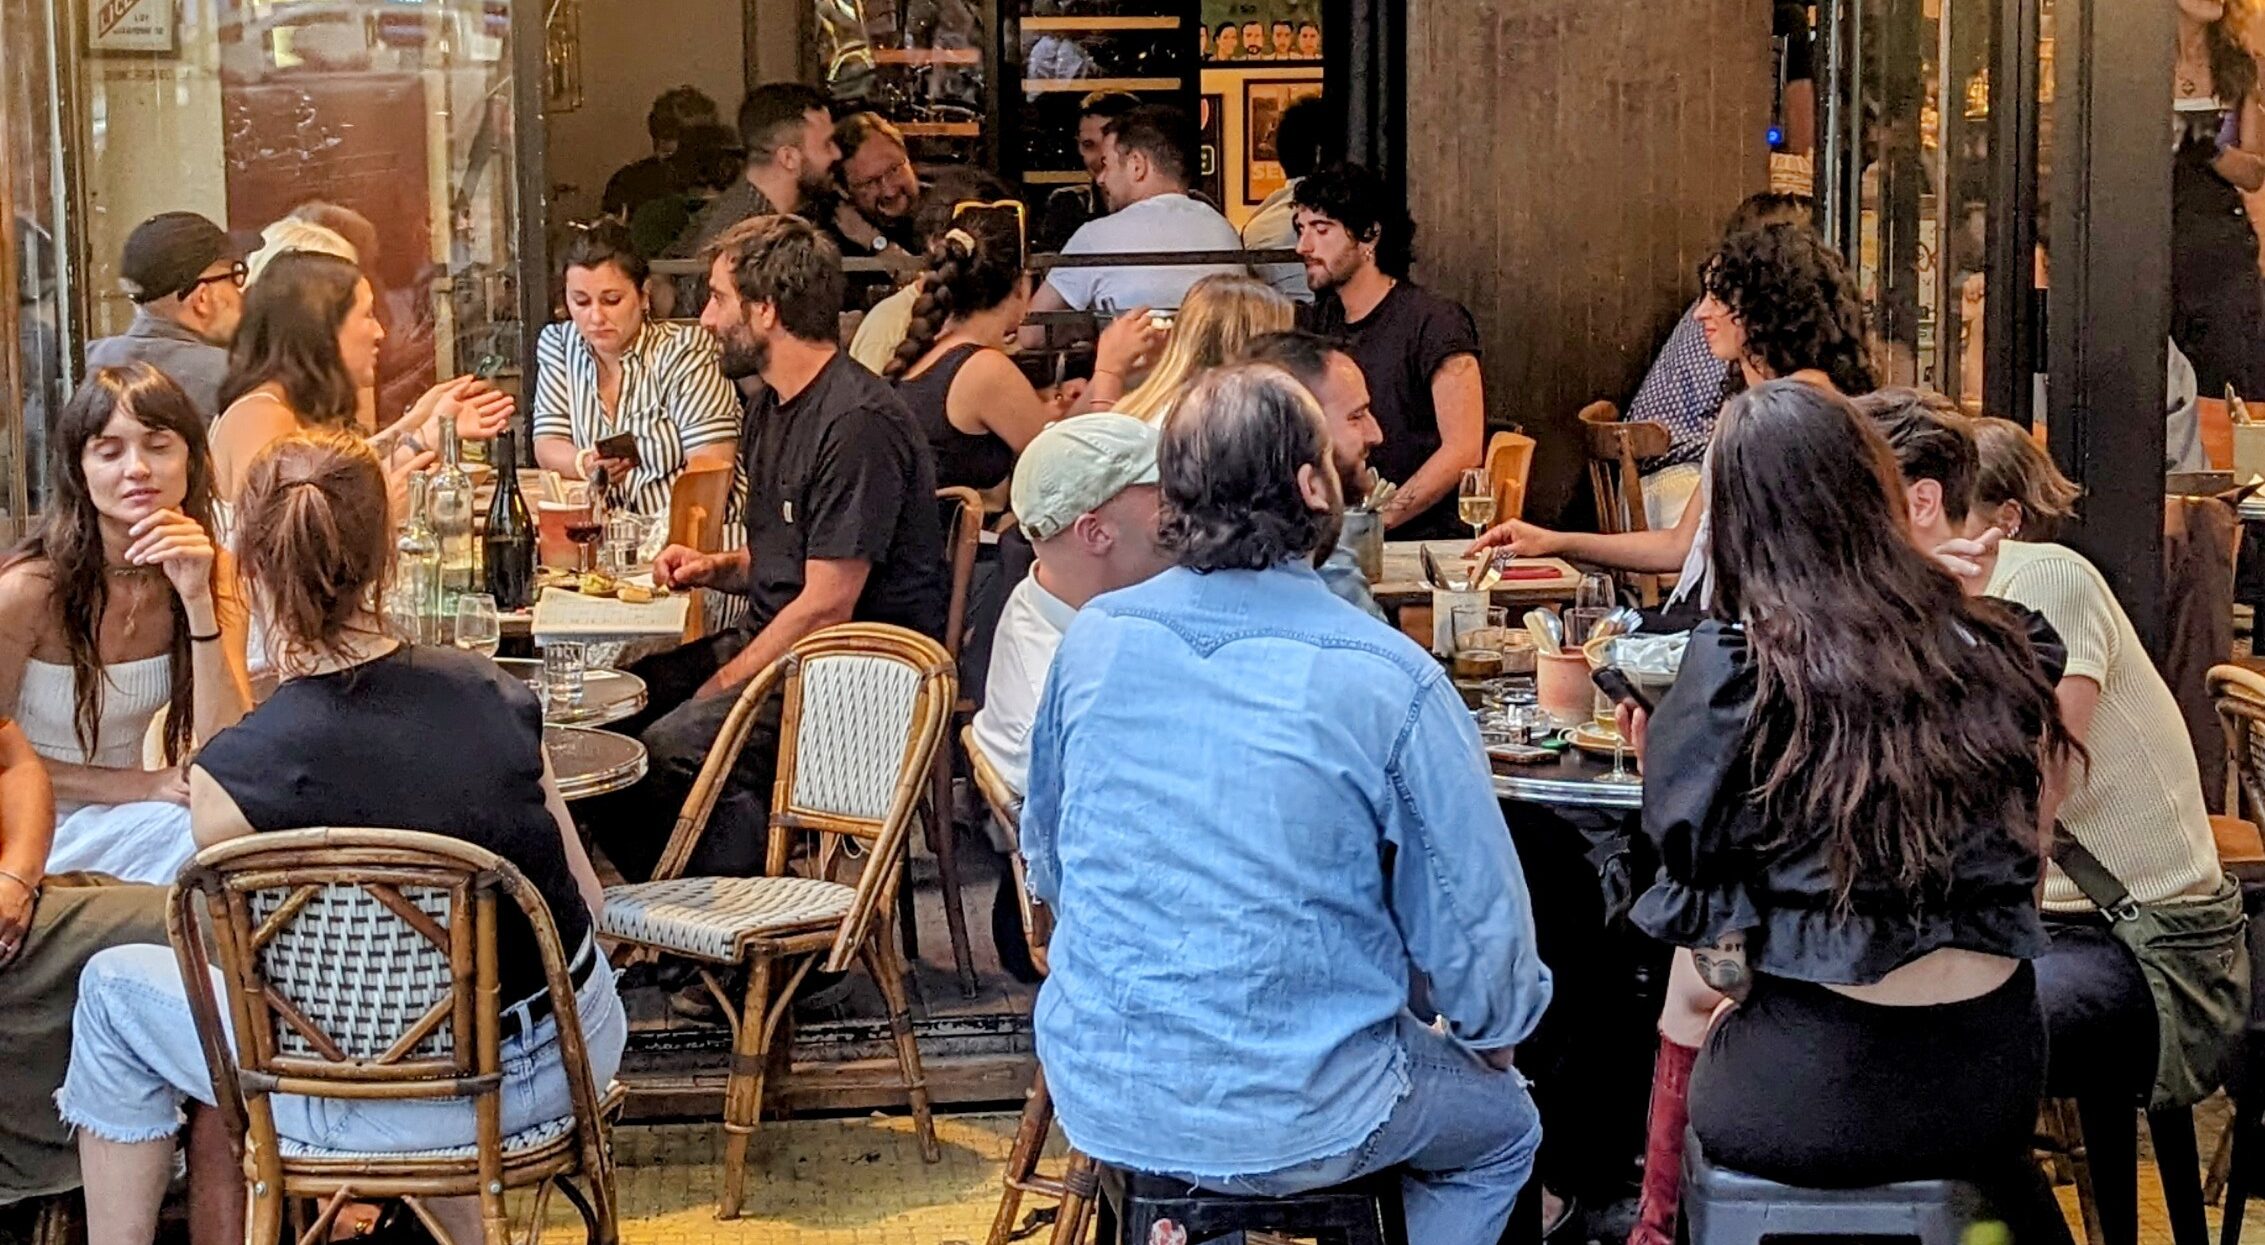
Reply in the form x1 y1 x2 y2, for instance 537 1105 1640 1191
1492 745 1644 811
498 658 649 727
1373 542 1584 610
545 725 647 801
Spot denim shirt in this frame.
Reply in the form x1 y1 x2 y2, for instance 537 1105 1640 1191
1022 562 1551 1178
1315 542 1386 621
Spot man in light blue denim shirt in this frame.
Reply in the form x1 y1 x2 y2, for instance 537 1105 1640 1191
1023 364 1551 1242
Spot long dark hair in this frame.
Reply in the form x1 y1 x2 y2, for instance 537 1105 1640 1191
1701 223 1877 396
5 364 213 763
219 249 364 424
234 429 394 676
1707 380 2075 907
883 209 1024 380
2210 3 2259 106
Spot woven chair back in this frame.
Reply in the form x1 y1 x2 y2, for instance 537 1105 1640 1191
2213 666 2265 824
170 829 609 1176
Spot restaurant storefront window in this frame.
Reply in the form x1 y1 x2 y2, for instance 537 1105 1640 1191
2 0 528 518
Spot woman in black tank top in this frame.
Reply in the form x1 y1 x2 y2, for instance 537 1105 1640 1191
884 211 1053 494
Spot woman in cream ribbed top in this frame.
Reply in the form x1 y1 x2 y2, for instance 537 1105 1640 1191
0 365 251 884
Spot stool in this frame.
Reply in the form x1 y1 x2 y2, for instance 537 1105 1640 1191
1096 1165 1409 1245
1682 1130 1987 1245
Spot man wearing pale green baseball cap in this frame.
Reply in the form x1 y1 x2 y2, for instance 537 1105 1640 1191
970 413 1173 802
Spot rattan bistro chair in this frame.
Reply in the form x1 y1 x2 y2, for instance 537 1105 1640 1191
169 828 621 1245
965 727 1095 1245
598 623 955 1218
923 486 987 997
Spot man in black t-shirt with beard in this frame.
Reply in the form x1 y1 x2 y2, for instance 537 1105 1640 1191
1296 162 1486 540
589 215 947 882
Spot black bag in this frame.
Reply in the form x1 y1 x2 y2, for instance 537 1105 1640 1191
2053 829 2250 1110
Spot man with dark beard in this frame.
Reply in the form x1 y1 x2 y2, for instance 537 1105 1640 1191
664 83 840 315
588 215 947 883
1240 330 1385 618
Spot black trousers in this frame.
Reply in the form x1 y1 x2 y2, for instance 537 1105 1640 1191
1688 966 2072 1243
580 631 782 881
2036 917 2159 1245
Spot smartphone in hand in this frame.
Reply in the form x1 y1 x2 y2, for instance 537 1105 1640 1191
1590 666 1654 714
594 432 641 469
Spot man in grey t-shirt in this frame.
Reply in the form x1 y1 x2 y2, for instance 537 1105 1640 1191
83 213 255 421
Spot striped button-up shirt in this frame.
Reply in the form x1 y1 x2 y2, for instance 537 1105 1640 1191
531 319 744 522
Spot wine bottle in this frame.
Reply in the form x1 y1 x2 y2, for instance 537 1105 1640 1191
484 432 536 610
429 415 477 608
390 473 442 643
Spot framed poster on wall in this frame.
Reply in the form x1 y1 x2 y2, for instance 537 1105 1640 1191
1243 78 1322 205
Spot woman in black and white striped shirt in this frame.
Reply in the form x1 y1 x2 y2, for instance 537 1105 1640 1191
532 221 741 524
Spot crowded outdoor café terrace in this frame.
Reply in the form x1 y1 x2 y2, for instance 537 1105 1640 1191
0 1 2258 1243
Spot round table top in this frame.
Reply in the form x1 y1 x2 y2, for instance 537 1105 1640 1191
544 726 647 801
1492 745 1644 810
499 658 648 727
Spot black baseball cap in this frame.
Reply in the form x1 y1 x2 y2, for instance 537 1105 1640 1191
119 212 260 304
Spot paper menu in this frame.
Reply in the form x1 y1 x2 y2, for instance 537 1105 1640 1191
529 586 689 639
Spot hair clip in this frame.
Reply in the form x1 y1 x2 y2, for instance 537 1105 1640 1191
943 227 978 255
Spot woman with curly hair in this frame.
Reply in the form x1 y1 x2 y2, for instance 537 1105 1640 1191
1469 222 1877 610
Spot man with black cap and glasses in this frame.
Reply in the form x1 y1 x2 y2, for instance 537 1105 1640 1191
84 212 258 421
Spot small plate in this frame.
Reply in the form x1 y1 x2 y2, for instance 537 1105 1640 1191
1567 723 1624 755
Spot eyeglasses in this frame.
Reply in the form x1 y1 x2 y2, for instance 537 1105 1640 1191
182 260 249 296
846 155 913 197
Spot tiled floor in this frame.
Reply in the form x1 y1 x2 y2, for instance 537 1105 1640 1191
551 1108 2265 1245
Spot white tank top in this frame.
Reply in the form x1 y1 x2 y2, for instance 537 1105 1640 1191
18 654 172 812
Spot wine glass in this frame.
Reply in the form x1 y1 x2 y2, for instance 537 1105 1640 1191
1576 571 1617 611
454 594 501 658
1458 468 1496 541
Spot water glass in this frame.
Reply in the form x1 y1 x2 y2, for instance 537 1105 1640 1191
1565 606 1612 648
454 594 501 658
603 514 643 576
1576 571 1618 611
541 642 586 714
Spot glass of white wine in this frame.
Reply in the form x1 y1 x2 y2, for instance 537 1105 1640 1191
454 593 501 659
1458 468 1496 541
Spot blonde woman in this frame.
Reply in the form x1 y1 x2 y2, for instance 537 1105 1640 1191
1082 273 1295 421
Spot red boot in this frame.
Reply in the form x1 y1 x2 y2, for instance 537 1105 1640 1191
1629 1036 1700 1245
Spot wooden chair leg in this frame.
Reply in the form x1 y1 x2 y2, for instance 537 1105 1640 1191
2226 1091 2261 1245
1053 1151 1100 1245
929 749 979 997
865 929 940 1162
897 835 921 964
988 1066 1056 1245
717 956 779 1220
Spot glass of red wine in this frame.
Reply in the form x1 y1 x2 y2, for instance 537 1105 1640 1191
563 518 602 574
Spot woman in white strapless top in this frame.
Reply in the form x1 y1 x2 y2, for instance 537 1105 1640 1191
0 365 251 886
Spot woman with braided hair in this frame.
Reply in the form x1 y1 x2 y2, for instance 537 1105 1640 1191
885 211 1054 495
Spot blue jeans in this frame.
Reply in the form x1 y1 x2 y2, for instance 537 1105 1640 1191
1165 1014 1542 1245
58 941 627 1150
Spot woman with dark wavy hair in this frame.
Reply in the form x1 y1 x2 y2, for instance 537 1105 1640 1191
1620 380 2077 1245
1470 222 1876 611
0 364 251 884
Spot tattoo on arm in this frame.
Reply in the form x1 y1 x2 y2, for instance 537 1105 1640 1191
1691 930 1751 1001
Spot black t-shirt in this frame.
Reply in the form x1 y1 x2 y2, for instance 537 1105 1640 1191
1305 281 1482 537
740 352 950 638
195 645 590 1005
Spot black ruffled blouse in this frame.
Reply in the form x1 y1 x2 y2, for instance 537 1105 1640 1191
1629 609 2065 986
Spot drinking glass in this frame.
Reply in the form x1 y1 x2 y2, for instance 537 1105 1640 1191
604 514 643 577
1598 732 1644 786
541 642 586 714
1458 468 1496 540
454 594 501 658
1564 606 1611 648
1576 571 1617 611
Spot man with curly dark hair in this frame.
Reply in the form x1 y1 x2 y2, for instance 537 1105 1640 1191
1295 161 1486 539
1021 363 1550 1244
1469 221 1876 611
